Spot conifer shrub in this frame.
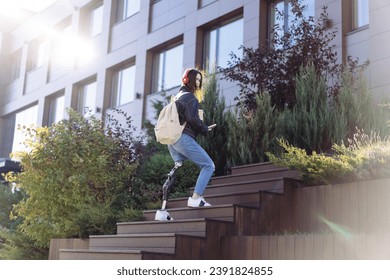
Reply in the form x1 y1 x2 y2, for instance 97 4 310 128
226 92 280 166
267 130 390 185
197 71 230 175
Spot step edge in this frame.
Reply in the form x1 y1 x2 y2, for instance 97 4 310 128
89 232 179 239
117 217 208 226
60 248 143 254
198 177 286 189
143 203 235 214
212 168 299 180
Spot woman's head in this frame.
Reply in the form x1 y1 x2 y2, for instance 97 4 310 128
181 68 202 92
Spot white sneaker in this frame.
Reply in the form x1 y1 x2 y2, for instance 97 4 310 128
187 196 212 207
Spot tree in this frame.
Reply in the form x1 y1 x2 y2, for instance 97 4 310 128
220 0 341 111
6 109 143 248
226 92 280 165
198 70 230 175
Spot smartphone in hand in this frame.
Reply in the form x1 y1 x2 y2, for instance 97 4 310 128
208 124 217 131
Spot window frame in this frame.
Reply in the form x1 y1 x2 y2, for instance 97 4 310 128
9 49 22 83
116 0 140 22
151 42 184 93
11 105 39 154
203 15 244 70
353 0 369 29
89 2 104 37
111 63 136 107
48 93 65 126
77 79 97 118
269 0 315 48
27 39 47 71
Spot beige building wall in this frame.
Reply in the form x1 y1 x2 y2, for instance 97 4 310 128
0 0 388 158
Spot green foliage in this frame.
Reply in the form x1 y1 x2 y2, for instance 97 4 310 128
0 183 24 231
336 70 390 139
267 130 390 185
0 183 42 260
221 0 342 110
198 71 229 175
134 153 197 208
6 109 143 248
279 64 338 153
226 92 280 166
0 229 48 260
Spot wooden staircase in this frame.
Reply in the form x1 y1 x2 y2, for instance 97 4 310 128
58 162 302 260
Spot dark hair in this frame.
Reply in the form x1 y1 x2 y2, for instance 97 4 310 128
183 69 202 92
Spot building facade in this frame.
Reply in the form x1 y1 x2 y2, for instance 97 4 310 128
0 0 387 158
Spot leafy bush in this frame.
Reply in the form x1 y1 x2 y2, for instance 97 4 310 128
6 109 143 248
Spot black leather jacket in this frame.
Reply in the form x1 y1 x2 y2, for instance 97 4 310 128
175 86 208 138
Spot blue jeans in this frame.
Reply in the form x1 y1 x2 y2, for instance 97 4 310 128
168 133 215 195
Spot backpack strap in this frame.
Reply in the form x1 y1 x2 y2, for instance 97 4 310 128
173 91 189 101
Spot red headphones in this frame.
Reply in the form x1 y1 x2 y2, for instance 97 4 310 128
181 68 192 84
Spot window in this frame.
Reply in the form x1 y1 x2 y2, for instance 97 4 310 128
152 43 183 92
9 49 22 82
112 64 136 106
353 0 369 29
48 94 65 126
204 17 243 69
272 0 315 35
117 0 140 22
12 105 38 154
90 4 104 36
28 40 47 71
50 22 74 72
271 0 315 47
199 0 216 8
78 80 97 118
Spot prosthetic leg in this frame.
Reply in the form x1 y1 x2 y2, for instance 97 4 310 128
155 161 183 221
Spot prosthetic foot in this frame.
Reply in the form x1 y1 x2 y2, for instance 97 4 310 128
155 161 182 221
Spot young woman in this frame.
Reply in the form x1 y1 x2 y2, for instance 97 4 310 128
168 68 215 207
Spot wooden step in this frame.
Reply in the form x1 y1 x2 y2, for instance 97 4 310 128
117 218 208 235
142 204 235 221
211 168 300 185
88 233 179 254
165 190 261 209
230 162 286 175
201 177 285 196
59 249 144 260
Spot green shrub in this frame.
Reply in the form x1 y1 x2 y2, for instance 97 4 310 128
278 64 336 153
136 153 197 207
198 70 229 175
336 69 390 140
226 92 280 166
0 229 48 260
6 108 143 248
267 130 390 185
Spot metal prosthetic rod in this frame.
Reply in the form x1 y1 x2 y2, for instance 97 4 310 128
155 161 183 221
161 161 182 210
